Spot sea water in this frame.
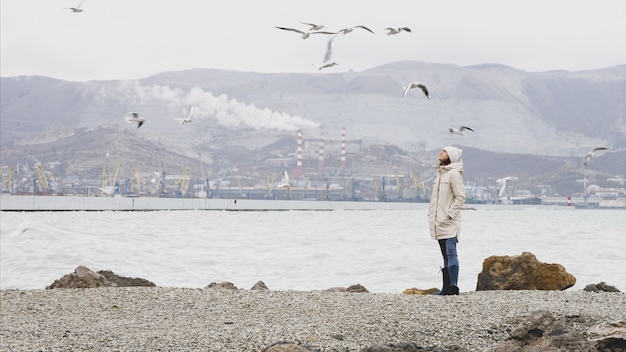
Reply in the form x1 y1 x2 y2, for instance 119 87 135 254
1 206 625 293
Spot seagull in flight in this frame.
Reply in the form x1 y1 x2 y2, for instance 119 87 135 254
584 147 609 166
496 176 519 197
319 62 338 70
449 126 475 135
126 112 146 128
402 82 430 99
275 26 336 39
275 26 310 39
68 0 85 12
301 22 325 30
174 106 194 124
322 34 337 63
338 25 375 35
385 27 411 35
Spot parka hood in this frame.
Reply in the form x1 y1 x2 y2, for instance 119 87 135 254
443 146 463 163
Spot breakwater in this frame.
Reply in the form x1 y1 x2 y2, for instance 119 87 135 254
0 195 427 211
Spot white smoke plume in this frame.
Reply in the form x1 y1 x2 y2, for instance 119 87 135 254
134 84 319 131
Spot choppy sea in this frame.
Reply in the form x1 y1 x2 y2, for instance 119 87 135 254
1 206 625 293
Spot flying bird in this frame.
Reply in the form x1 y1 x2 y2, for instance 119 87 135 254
67 0 85 12
385 27 411 35
322 35 337 63
402 82 430 99
275 26 336 39
584 147 609 165
301 22 325 30
319 62 338 70
496 176 519 197
449 126 475 135
126 112 146 128
275 26 310 39
338 25 375 35
174 106 194 124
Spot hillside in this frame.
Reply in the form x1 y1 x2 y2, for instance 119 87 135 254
1 61 625 197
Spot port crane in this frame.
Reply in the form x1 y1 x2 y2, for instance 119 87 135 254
129 166 144 194
324 164 344 199
175 166 191 196
100 161 122 196
2 165 14 193
266 175 276 196
411 171 430 199
35 163 51 193
395 170 402 198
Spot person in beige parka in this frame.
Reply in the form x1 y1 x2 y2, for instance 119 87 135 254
428 146 466 295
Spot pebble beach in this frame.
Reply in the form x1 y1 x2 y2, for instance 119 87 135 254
1 287 624 351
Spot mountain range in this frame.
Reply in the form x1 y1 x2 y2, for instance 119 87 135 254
1 61 625 197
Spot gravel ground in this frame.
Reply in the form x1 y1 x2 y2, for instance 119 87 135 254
1 288 624 351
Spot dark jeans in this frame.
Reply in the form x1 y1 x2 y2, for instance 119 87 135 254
438 237 459 268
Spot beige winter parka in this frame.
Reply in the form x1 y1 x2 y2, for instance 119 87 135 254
428 158 466 240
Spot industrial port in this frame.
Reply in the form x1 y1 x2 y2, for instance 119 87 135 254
2 125 624 210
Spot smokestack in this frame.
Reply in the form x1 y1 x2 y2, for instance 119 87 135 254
341 126 346 169
296 129 303 178
318 126 325 174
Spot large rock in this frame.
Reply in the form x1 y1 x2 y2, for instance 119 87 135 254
324 284 370 293
494 310 626 351
402 287 439 295
205 281 238 290
346 284 369 293
476 252 576 291
46 267 156 289
583 281 621 292
46 266 111 289
588 320 626 349
97 270 156 287
250 280 269 290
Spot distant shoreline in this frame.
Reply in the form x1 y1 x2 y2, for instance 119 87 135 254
3 194 624 211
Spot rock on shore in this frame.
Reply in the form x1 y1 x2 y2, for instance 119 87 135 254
1 288 624 351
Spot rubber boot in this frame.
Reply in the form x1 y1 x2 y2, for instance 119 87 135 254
447 265 459 295
436 267 450 295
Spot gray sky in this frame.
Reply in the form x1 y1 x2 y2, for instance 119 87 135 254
1 0 625 82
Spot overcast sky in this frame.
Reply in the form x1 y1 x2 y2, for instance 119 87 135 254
1 0 625 82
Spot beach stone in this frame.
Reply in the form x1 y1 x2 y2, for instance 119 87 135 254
587 320 626 349
205 281 238 289
46 265 111 289
346 284 369 293
361 342 467 351
97 270 156 287
584 281 621 292
324 284 369 293
251 280 269 290
402 287 439 295
476 252 576 290
494 310 595 351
